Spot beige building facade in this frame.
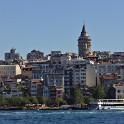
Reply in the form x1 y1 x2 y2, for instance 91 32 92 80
86 64 96 87
0 65 21 80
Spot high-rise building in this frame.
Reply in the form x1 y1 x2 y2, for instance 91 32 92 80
78 24 91 58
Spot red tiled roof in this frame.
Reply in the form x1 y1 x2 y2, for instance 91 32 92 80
102 73 117 79
31 79 42 83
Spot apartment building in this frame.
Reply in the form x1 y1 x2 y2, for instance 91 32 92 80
31 79 44 97
0 65 21 81
69 58 96 87
96 63 117 84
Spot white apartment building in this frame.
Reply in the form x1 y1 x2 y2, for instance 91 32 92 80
69 58 87 85
69 58 96 87
0 65 21 80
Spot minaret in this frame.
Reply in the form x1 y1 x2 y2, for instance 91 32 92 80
78 24 91 58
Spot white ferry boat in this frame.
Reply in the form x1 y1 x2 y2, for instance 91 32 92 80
89 99 124 110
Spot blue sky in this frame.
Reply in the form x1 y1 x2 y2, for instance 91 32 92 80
0 0 124 59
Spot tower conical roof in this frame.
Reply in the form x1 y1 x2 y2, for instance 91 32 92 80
80 24 89 37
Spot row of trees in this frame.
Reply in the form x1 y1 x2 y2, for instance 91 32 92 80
0 95 68 107
0 85 107 107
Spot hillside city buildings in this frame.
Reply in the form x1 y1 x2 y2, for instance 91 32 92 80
1 23 124 102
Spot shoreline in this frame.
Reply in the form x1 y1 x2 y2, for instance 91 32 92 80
0 107 88 111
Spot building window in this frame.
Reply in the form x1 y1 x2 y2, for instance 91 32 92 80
118 90 120 93
76 73 79 75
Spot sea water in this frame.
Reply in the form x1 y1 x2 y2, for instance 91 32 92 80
0 110 123 124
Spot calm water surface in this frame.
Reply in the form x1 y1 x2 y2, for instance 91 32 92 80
0 110 123 124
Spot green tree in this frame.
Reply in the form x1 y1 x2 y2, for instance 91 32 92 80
17 84 24 92
36 96 45 104
59 99 67 106
72 90 84 104
0 97 10 107
9 96 22 107
4 85 11 92
103 58 110 62
0 94 4 106
30 97 38 104
55 98 67 107
84 96 95 104
21 97 31 106
43 97 51 106
91 85 106 99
